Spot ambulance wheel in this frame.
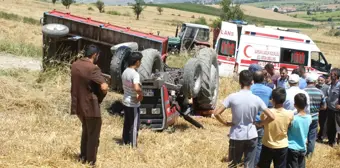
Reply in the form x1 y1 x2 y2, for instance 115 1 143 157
42 23 69 38
137 48 164 81
183 58 202 98
110 46 132 92
193 47 219 110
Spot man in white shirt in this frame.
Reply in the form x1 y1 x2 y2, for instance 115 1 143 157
283 74 310 114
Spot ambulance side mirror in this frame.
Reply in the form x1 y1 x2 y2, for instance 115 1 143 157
327 64 332 71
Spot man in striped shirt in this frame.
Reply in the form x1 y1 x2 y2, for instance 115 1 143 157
304 73 327 157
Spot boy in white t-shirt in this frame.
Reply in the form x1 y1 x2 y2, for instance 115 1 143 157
214 70 275 168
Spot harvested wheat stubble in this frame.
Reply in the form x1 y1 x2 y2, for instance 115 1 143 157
0 68 339 168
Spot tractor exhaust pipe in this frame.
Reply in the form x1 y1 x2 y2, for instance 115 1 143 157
175 24 179 37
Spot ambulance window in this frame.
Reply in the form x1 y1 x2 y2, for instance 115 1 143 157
280 48 308 66
218 39 236 57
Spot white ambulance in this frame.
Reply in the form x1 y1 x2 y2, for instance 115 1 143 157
215 21 332 77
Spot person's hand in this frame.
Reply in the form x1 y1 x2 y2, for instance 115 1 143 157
137 94 143 102
336 104 340 110
254 121 263 128
225 122 234 127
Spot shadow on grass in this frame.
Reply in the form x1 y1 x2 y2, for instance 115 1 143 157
112 137 124 146
172 123 190 131
61 146 82 163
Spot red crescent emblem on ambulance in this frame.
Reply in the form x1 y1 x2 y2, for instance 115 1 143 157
244 45 252 58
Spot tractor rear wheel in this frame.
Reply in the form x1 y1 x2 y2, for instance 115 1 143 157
109 46 132 92
193 47 219 111
183 58 202 98
137 48 164 81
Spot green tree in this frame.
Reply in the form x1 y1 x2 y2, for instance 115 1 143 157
52 0 58 5
215 0 245 28
220 0 244 21
211 18 222 28
219 0 233 21
193 16 207 25
157 6 163 15
62 0 75 9
274 8 279 13
132 0 146 20
96 0 105 13
231 4 244 20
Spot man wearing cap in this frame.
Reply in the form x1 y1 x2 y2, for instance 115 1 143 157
316 74 330 142
71 44 109 165
304 73 327 157
121 51 144 148
283 74 310 115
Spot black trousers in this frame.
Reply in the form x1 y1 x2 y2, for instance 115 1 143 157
286 148 306 168
79 116 102 165
327 109 340 145
257 145 288 168
228 138 257 168
122 106 140 148
318 110 328 140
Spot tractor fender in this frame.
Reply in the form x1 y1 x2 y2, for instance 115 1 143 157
110 42 138 55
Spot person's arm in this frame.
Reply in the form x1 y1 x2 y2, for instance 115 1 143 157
257 109 275 126
256 97 275 127
133 73 143 102
89 67 108 104
337 87 340 110
90 66 109 93
320 94 327 110
304 92 311 114
214 106 229 127
213 96 232 127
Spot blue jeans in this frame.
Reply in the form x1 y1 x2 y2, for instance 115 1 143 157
255 127 264 165
306 120 318 157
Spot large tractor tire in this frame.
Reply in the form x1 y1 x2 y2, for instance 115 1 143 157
193 47 219 110
42 24 69 38
137 48 164 81
182 58 202 98
109 46 132 92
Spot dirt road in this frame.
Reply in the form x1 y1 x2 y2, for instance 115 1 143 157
0 52 41 71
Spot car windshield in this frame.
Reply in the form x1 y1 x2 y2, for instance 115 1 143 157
195 28 210 42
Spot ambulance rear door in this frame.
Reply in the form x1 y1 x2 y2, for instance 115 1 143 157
216 21 240 77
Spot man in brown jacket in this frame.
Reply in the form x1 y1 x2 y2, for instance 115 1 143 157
71 44 108 166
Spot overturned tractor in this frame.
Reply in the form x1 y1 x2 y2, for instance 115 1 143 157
40 10 219 131
108 43 219 130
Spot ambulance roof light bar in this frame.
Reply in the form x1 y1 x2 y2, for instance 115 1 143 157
229 20 248 25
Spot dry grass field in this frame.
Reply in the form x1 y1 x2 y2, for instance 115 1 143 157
1 0 340 168
209 4 315 25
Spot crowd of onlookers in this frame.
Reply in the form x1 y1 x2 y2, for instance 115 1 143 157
214 63 340 168
71 45 340 167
